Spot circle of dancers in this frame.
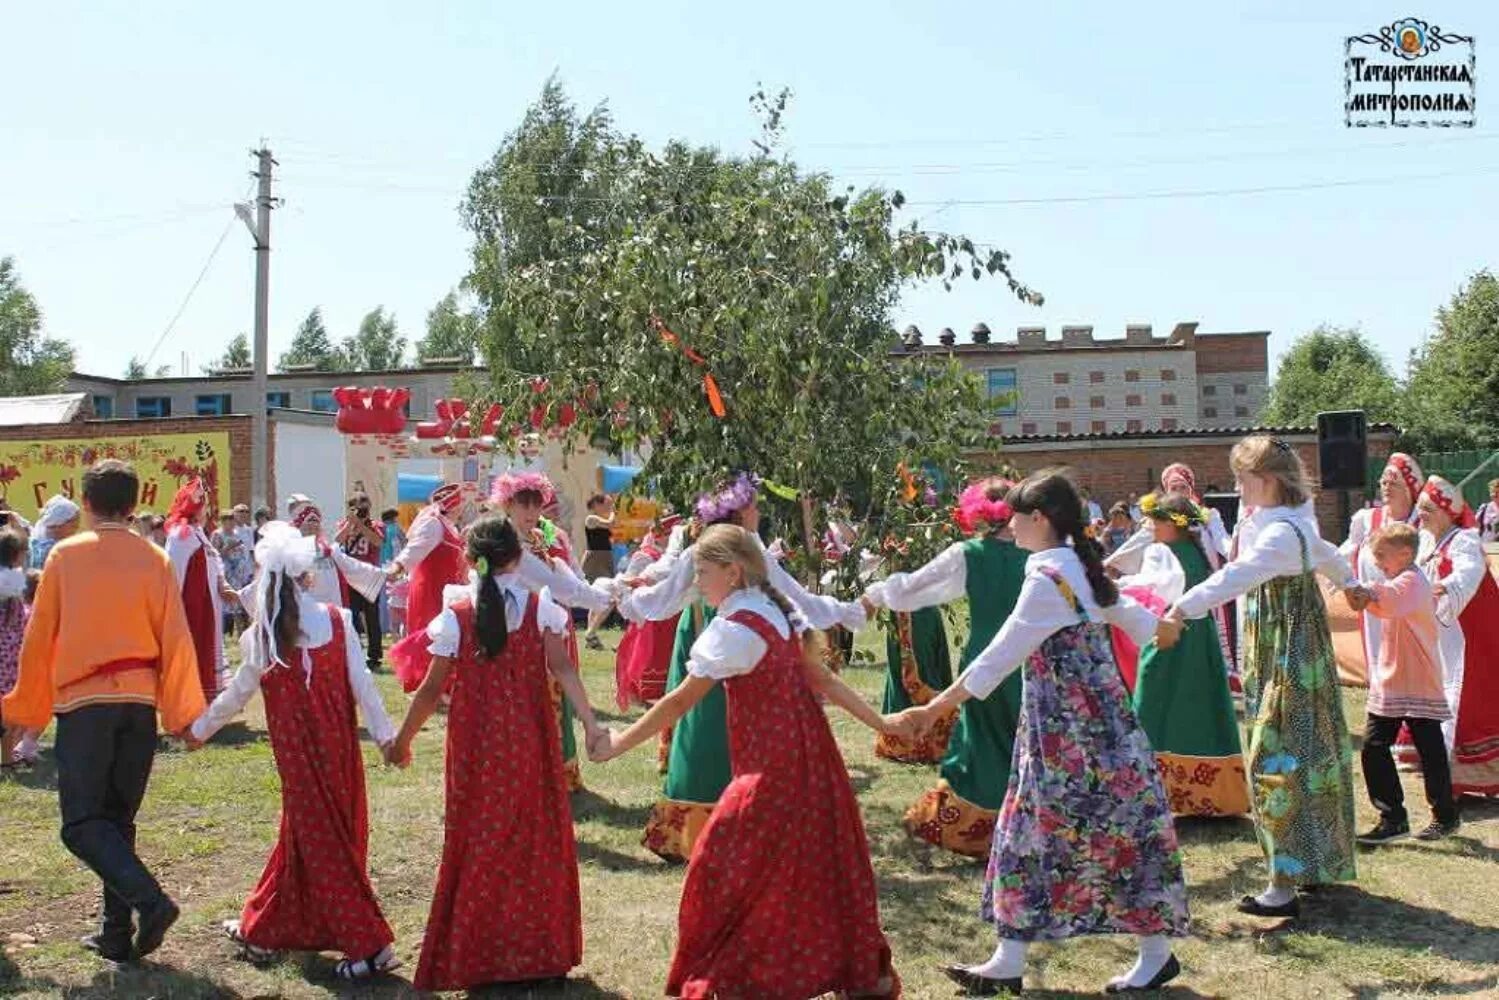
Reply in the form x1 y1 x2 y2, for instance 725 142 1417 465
2 434 1496 997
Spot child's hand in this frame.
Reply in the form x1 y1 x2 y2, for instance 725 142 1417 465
1155 611 1185 650
177 728 204 751
1433 581 1448 598
1344 586 1372 612
384 741 412 769
586 727 618 763
859 595 877 621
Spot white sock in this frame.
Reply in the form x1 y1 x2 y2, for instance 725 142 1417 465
1255 883 1296 907
970 938 1027 979
1112 935 1173 988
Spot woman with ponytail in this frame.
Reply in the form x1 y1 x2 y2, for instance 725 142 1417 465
903 470 1188 995
591 524 903 998
188 522 400 982
386 514 602 992
861 476 1029 856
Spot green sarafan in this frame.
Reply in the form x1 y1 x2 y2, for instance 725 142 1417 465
459 79 1041 536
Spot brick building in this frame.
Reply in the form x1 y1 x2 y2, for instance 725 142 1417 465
895 321 1268 435
975 424 1399 543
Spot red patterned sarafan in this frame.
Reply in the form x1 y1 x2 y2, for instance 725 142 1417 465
667 610 896 998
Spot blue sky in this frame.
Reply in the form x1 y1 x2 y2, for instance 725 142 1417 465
4 1 1494 379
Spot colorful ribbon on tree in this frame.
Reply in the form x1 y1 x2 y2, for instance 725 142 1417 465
651 315 727 419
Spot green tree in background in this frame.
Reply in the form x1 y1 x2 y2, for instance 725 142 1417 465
463 82 1039 559
0 256 75 395
124 356 171 379
277 307 347 372
342 307 405 371
1403 270 1499 451
415 290 482 363
1260 325 1401 426
207 332 252 372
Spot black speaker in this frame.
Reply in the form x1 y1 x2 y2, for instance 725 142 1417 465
1317 410 1368 491
1201 492 1241 534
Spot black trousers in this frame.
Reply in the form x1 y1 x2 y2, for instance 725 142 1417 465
1362 713 1458 825
347 590 382 669
54 703 167 941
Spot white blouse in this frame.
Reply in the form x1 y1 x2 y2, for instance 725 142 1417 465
864 542 969 611
685 588 791 681
426 573 570 657
0 566 24 600
960 547 1158 700
191 597 395 745
1420 527 1489 627
392 506 447 570
618 537 866 633
1175 505 1352 620
518 549 617 612
1117 541 1187 606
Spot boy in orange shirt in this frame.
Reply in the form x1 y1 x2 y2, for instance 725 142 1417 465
1 460 204 962
1352 522 1459 844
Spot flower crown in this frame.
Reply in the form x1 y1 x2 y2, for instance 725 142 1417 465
490 470 556 507
1138 492 1209 529
953 480 1014 534
695 472 760 523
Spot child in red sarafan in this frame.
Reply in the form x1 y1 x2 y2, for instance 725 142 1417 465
189 522 400 982
591 523 903 999
387 514 604 993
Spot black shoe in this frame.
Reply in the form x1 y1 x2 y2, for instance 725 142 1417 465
1236 894 1300 918
80 932 134 963
942 964 1022 996
1415 817 1461 841
1105 953 1181 993
134 897 179 959
1356 816 1410 845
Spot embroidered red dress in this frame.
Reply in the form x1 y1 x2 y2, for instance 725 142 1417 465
667 608 895 998
615 539 677 708
237 609 394 958
390 515 467 692
415 595 582 991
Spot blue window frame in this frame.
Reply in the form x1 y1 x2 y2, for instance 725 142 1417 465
266 391 291 409
92 395 114 419
310 390 337 412
986 368 1018 416
135 396 171 418
195 393 231 416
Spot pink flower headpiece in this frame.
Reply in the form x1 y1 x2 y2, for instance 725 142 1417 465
695 472 760 523
954 480 1014 533
490 470 556 507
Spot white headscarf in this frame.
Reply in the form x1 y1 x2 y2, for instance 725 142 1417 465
37 495 81 531
245 521 319 681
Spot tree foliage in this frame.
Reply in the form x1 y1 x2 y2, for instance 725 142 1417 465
1403 270 1499 451
0 257 75 395
124 356 170 379
208 332 252 372
1260 325 1401 426
415 290 482 363
463 82 1039 561
342 307 405 371
277 307 347 372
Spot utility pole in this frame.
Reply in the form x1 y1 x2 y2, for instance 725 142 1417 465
236 148 276 509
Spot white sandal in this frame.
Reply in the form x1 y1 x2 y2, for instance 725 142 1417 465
335 944 402 981
222 920 278 963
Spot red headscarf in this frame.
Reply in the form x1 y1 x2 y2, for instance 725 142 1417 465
1160 463 1199 500
431 482 464 515
290 504 322 531
1383 452 1424 505
165 478 208 536
1422 475 1476 529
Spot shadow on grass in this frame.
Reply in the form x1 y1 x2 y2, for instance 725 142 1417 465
574 839 664 874
1348 974 1499 999
0 954 252 999
569 789 653 829
467 974 631 997
3 752 59 791
1258 886 1499 966
204 721 264 748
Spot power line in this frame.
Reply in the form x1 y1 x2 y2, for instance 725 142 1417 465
140 182 254 370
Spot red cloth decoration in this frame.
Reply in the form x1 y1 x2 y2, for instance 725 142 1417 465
390 515 468 693
236 609 394 957
180 543 218 702
652 315 728 420
413 597 582 990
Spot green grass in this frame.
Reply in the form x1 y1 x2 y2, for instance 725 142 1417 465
2 629 1498 998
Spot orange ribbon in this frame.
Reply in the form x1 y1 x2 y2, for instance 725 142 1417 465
652 315 726 419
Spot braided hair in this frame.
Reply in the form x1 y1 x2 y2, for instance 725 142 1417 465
1007 469 1119 607
467 515 524 659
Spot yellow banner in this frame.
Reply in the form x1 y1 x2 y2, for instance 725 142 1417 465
0 431 234 521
